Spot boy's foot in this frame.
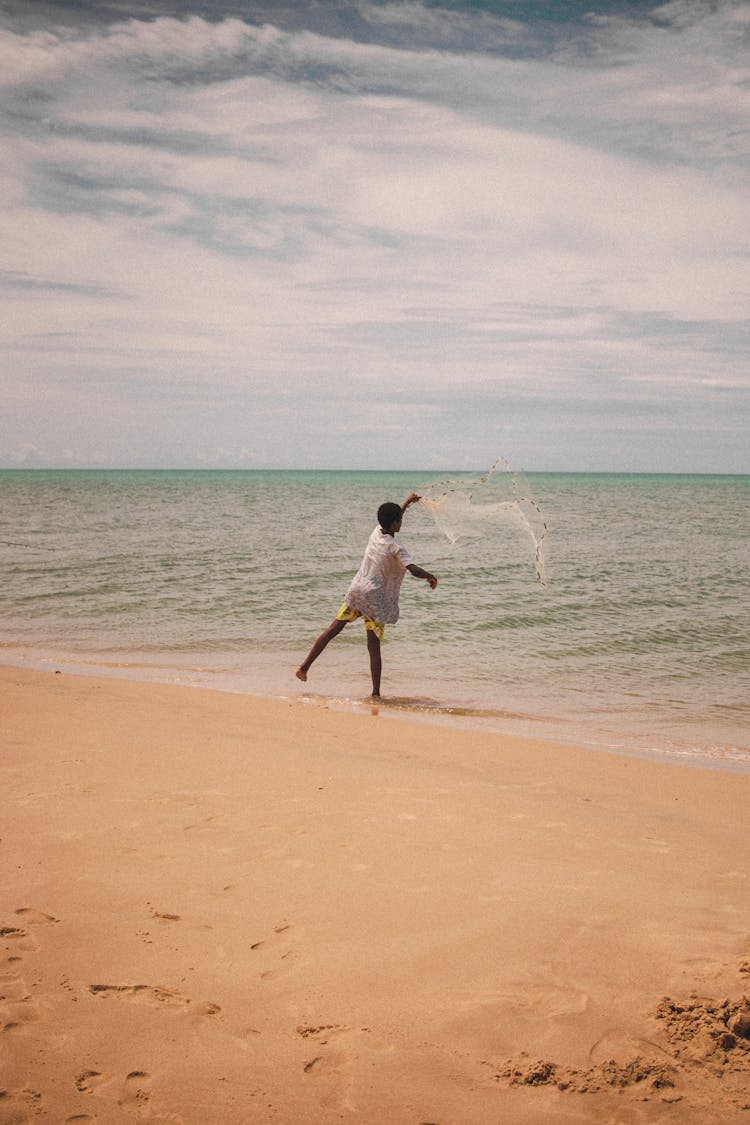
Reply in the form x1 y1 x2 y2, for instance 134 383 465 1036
295 668 307 682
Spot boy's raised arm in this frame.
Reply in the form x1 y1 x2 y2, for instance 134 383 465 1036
401 492 421 513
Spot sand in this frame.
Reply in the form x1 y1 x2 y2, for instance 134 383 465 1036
1 665 749 1124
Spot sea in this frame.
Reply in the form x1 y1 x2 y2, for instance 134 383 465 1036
1 469 748 772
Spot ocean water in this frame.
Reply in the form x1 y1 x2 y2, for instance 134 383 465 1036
1 469 748 771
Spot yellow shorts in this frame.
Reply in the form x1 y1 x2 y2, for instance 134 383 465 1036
335 603 385 640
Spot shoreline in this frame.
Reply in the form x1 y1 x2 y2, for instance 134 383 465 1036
3 663 750 1123
2 647 749 776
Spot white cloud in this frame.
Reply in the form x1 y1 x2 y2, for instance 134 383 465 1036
0 2 748 470
355 0 525 48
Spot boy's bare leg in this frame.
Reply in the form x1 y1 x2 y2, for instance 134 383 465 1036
367 629 382 698
296 618 347 681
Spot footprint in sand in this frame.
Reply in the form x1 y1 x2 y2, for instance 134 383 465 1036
0 930 41 1033
75 1071 112 1095
88 983 221 1019
119 1070 152 1110
89 983 186 1007
259 951 299 981
251 922 301 981
1 909 58 960
589 1029 672 1066
0 998 41 1033
0 1088 42 1125
296 1024 392 1112
183 815 220 835
71 1070 171 1120
1 926 37 955
14 908 59 930
496 979 590 1020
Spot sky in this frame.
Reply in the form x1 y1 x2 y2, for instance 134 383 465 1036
1 0 748 472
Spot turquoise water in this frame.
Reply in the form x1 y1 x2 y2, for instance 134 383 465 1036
1 469 748 769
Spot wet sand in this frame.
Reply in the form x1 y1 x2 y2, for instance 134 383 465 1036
2 664 749 1123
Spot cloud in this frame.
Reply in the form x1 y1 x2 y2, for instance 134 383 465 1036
354 0 527 50
0 1 748 470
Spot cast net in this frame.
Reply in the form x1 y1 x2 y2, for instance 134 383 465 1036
419 458 548 586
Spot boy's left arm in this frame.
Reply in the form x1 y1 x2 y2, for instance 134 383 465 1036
406 563 438 590
401 493 421 513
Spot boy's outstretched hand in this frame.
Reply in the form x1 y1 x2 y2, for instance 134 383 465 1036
401 492 421 511
406 563 438 589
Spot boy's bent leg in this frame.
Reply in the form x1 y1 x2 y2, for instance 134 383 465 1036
296 618 348 681
366 629 382 697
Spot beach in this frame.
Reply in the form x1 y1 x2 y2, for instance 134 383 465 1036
2 470 748 768
2 665 749 1123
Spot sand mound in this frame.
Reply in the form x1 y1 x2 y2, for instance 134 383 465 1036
497 982 750 1117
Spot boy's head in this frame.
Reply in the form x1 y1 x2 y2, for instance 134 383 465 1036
377 501 403 531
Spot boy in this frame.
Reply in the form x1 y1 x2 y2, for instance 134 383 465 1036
295 492 438 698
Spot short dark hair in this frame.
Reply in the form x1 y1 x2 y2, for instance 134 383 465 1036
377 502 402 529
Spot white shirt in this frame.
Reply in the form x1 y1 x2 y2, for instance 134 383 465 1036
344 526 413 624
